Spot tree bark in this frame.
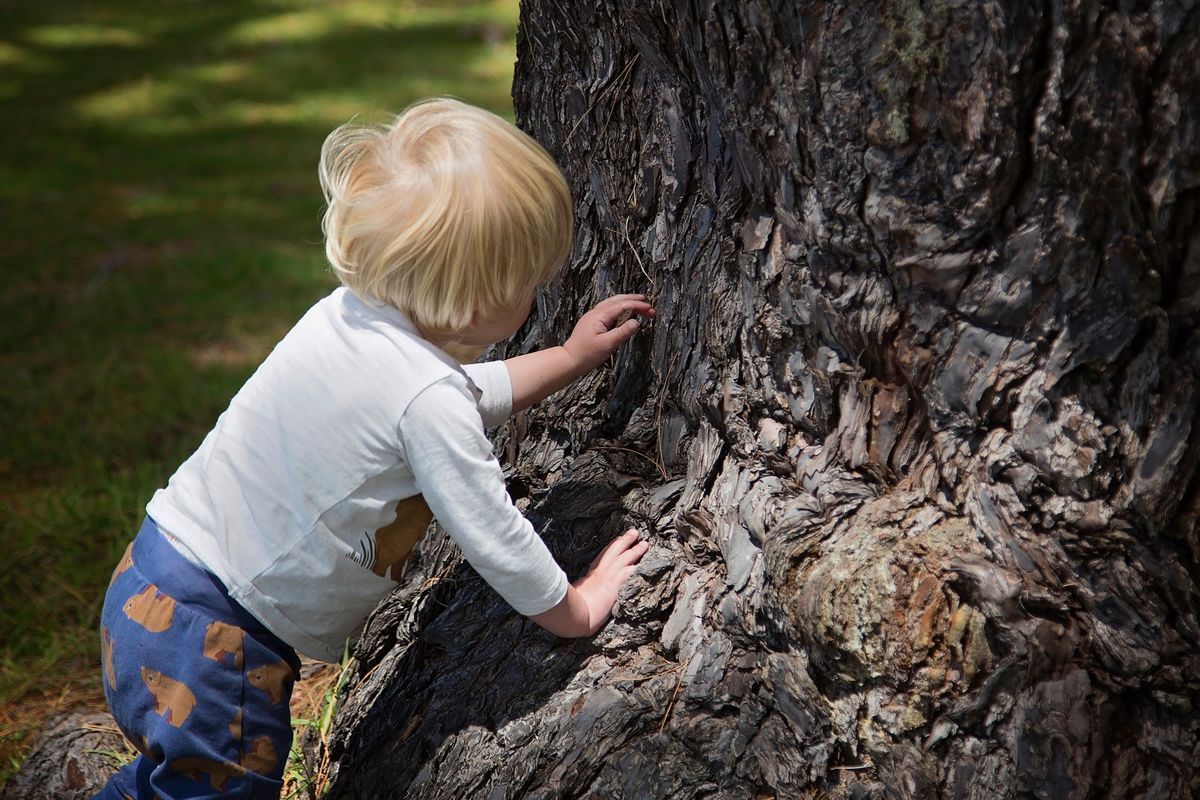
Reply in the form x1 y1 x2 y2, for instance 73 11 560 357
0 711 134 800
323 1 1200 797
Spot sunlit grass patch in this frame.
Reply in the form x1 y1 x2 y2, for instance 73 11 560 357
223 0 515 46
72 10 520 132
0 42 53 99
75 60 262 126
224 2 400 45
0 41 44 69
25 24 146 49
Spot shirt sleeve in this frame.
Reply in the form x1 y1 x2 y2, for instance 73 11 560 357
398 375 567 616
460 360 513 428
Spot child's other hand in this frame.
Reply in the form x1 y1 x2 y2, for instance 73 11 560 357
574 529 650 633
563 294 655 375
530 529 650 638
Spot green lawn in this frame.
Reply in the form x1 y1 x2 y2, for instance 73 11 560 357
0 0 520 781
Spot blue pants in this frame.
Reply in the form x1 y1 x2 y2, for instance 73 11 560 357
94 518 300 800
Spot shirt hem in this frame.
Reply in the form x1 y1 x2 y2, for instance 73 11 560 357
229 586 348 663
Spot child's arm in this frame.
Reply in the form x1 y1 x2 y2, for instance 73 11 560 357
401 374 653 636
530 530 649 637
505 294 655 413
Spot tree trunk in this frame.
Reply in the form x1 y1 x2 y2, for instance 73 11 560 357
0 711 134 800
322 1 1200 797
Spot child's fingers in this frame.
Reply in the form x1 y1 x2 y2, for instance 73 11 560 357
607 317 640 340
596 293 647 309
608 529 642 556
609 303 656 331
617 537 649 561
593 301 654 332
610 535 649 569
591 530 640 570
595 305 650 340
614 534 652 561
601 530 642 564
600 317 639 343
596 317 644 350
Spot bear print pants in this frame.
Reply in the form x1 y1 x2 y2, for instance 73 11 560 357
93 517 301 800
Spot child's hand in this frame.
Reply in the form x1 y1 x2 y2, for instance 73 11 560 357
530 529 650 637
573 529 650 633
563 294 655 375
504 295 654 413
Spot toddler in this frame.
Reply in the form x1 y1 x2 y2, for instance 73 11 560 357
95 97 654 799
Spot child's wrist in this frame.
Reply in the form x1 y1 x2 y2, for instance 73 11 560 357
531 582 594 637
558 344 594 379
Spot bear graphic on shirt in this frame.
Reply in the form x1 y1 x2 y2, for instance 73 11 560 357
123 585 175 633
370 494 433 580
141 666 195 727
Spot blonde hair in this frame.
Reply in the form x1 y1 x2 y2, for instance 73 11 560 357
319 98 573 340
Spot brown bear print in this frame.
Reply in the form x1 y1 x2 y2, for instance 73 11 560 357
245 660 295 705
123 585 175 633
203 620 244 668
229 707 243 741
109 542 134 586
241 735 278 775
102 627 117 691
372 494 433 580
140 666 196 727
168 757 246 791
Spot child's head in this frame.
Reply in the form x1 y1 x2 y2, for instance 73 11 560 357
319 98 573 343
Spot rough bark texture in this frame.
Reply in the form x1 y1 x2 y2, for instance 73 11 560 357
324 1 1200 798
0 711 133 800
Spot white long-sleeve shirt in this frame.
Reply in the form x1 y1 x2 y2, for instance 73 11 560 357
146 287 568 661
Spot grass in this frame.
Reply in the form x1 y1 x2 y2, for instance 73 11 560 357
0 0 520 783
284 652 354 799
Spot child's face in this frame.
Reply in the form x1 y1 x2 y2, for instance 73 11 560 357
460 289 535 348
